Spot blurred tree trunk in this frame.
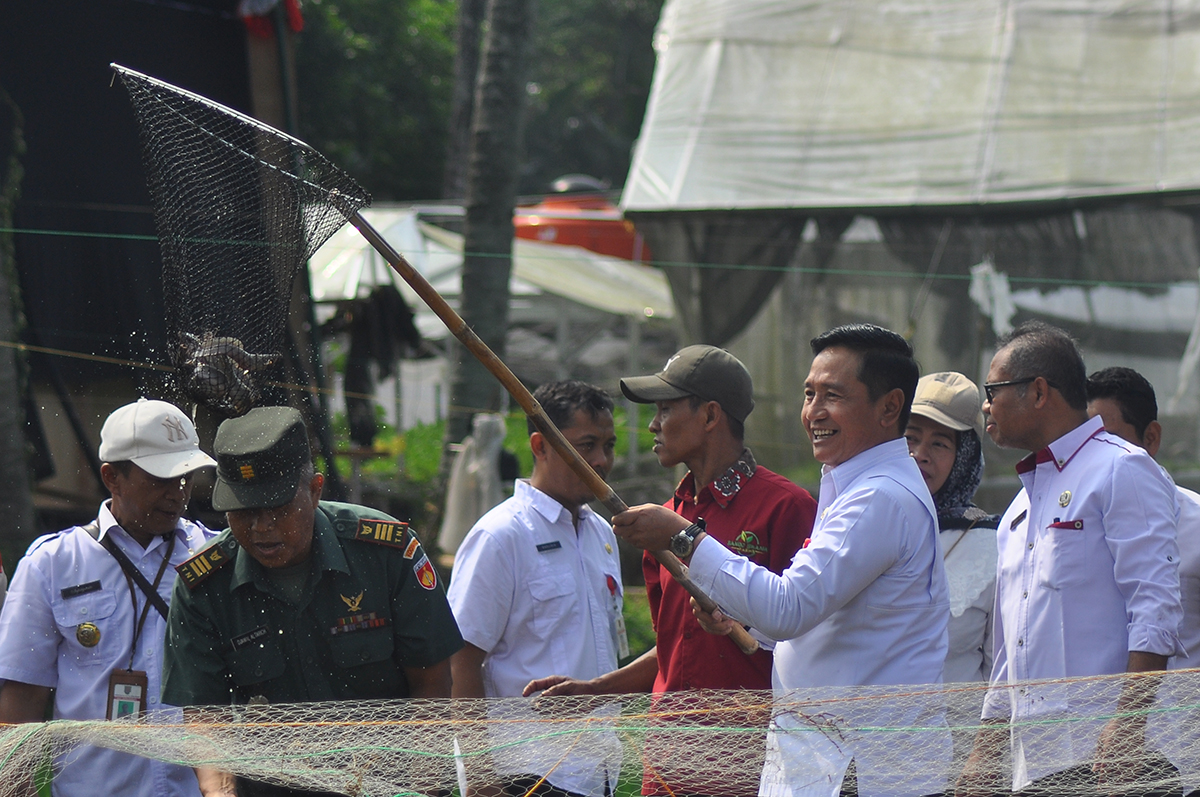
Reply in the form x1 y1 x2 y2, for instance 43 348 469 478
0 87 37 557
442 0 488 200
444 0 535 446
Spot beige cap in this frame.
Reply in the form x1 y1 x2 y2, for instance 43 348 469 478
911 372 984 438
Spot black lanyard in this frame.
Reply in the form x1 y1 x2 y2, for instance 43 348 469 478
84 520 176 665
119 533 176 668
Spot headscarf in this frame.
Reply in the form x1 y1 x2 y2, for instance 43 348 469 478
932 428 998 529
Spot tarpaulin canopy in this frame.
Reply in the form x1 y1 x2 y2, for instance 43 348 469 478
308 206 674 342
624 0 1200 212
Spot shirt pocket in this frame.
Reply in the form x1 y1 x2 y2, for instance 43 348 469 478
528 573 575 638
52 590 117 668
1037 518 1091 589
225 641 287 687
329 627 394 669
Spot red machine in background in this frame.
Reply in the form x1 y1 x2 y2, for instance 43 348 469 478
514 175 652 264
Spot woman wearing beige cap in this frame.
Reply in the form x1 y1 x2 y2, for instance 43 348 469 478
904 371 1000 684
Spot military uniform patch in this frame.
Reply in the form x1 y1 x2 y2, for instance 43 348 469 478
176 544 232 589
355 518 410 548
330 612 390 635
402 537 420 559
414 554 437 590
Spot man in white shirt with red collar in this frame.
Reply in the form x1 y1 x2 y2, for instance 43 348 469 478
614 324 950 797
957 322 1183 797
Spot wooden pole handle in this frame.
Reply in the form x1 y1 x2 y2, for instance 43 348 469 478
350 213 759 656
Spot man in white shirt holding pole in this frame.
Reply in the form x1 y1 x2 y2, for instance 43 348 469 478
614 323 950 797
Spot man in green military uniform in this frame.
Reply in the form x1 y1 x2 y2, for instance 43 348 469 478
162 406 463 797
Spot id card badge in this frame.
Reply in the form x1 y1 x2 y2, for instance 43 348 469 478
107 669 148 720
606 574 630 658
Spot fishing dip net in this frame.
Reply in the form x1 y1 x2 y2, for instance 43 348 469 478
112 64 371 416
3 671 1200 797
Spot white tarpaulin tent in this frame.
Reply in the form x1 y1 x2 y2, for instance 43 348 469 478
308 206 677 430
309 206 674 334
624 0 1200 212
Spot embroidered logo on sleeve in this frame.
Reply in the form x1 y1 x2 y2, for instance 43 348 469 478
176 545 231 589
414 554 437 590
403 537 420 559
356 519 410 548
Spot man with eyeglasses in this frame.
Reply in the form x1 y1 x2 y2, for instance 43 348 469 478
956 321 1182 797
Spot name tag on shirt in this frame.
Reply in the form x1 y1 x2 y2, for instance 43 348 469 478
61 581 102 600
232 626 270 650
1010 510 1028 531
536 541 562 553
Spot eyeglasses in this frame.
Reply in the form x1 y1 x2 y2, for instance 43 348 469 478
983 377 1058 402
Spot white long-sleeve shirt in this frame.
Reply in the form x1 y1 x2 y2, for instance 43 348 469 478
983 415 1182 789
690 437 950 797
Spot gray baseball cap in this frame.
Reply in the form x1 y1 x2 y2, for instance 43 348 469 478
620 345 754 423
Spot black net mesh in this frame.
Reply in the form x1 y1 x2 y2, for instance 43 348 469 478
112 64 371 416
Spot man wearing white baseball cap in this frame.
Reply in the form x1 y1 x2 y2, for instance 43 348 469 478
0 398 217 797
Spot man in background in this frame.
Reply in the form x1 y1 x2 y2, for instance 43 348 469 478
448 380 623 797
527 345 816 797
0 399 217 797
958 323 1182 797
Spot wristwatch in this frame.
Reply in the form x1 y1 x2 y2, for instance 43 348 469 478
670 519 706 559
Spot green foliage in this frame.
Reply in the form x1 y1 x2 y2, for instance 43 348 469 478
294 0 664 199
521 0 665 192
295 0 457 200
620 589 655 665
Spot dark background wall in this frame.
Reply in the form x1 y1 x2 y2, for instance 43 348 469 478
0 0 250 383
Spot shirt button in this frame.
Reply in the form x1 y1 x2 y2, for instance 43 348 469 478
1028 542 1034 550
254 667 263 676
79 607 88 615
306 657 314 664
1022 591 1028 599
1017 638 1024 647
150 697 159 704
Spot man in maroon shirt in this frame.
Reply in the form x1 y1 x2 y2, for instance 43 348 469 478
526 345 816 797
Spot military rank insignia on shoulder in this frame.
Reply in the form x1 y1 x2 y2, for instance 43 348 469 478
176 543 232 589
355 518 411 549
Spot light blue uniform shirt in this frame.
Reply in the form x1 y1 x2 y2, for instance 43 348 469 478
0 502 215 797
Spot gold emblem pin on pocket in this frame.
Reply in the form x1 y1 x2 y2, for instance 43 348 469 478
76 622 101 648
1059 490 1072 507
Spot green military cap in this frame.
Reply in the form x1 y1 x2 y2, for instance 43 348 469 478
212 406 311 511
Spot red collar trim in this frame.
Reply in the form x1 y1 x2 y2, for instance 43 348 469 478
1014 428 1103 475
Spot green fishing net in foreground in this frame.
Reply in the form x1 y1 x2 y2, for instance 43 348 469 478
2 670 1199 797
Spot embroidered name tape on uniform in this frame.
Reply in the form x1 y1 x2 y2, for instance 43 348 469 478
176 545 232 589
403 537 420 559
536 541 562 553
61 580 102 600
1010 509 1028 531
232 626 269 650
356 518 410 548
